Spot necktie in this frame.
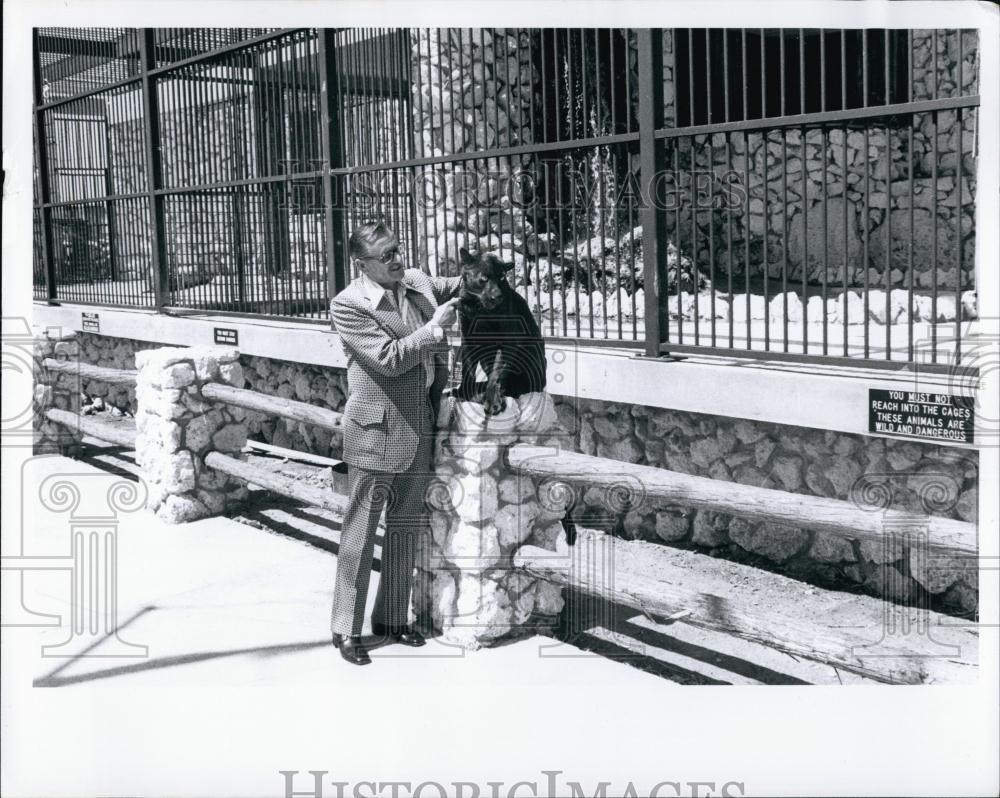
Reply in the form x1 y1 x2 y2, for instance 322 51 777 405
390 286 436 390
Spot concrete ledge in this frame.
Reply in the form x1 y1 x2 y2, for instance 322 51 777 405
33 302 977 447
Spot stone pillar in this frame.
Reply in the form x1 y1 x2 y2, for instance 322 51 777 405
412 391 572 649
33 327 82 455
134 346 248 523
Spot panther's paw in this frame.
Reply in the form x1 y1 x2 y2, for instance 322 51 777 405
482 383 506 417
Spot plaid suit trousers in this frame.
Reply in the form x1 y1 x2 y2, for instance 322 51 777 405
330 408 433 636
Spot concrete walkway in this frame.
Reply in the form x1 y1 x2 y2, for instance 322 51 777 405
11 447 993 798
8 445 881 690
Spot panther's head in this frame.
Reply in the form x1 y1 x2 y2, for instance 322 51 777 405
458 248 515 312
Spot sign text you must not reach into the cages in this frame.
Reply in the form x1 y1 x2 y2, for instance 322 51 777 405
869 389 974 444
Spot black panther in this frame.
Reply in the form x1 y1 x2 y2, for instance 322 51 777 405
455 248 575 546
456 248 547 416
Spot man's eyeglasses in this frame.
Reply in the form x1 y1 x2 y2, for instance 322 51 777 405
364 247 400 265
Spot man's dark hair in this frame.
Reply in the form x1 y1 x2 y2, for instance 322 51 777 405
349 222 394 261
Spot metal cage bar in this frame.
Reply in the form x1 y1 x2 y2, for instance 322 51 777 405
32 27 980 371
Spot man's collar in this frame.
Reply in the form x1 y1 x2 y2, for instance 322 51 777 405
358 271 414 306
359 271 395 306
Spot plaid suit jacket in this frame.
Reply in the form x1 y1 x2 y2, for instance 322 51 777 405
331 269 462 473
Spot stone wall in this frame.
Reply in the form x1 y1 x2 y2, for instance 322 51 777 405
76 334 155 415
70 332 978 619
76 333 348 459
553 395 978 617
675 115 977 292
239 355 349 459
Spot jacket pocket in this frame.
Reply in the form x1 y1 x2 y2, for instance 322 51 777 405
346 400 386 427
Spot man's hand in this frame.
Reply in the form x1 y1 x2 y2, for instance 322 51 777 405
431 297 461 328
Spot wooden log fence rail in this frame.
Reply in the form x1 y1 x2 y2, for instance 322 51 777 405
200 382 344 434
45 408 137 448
39 357 975 558
515 529 977 685
204 451 349 515
506 445 977 556
41 356 975 557
39 359 344 433
43 357 138 385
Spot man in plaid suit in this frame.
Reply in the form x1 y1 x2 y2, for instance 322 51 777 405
329 222 462 666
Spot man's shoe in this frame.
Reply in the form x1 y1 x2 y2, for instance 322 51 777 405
371 622 426 647
332 633 372 665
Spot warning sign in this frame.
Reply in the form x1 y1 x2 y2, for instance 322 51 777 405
214 327 238 346
869 389 974 444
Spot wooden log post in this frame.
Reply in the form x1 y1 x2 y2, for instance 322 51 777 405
134 346 249 523
507 445 976 556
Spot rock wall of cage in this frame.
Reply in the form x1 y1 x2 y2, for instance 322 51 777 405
408 29 542 275
407 28 659 343
650 29 978 293
402 28 979 354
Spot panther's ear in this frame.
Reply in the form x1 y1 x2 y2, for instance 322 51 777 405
459 247 475 265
